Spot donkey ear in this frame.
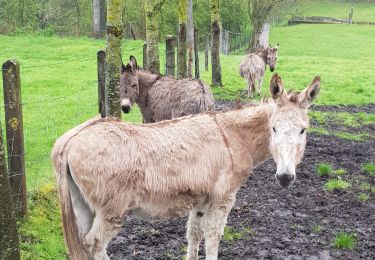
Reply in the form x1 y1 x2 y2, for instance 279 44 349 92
121 63 126 73
299 76 321 108
129 55 138 70
270 73 286 103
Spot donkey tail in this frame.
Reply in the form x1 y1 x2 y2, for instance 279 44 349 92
55 154 91 260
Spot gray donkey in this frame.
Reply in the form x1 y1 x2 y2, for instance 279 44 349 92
120 56 215 123
239 44 279 98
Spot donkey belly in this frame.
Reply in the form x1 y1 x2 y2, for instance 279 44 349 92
130 192 206 220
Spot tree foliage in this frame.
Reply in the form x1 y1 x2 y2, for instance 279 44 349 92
0 0 251 39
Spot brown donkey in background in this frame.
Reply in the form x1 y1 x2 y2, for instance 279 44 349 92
120 55 215 123
51 74 320 260
239 44 279 98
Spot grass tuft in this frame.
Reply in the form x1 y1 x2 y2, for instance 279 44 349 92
358 193 370 202
360 182 372 191
312 225 323 234
325 179 351 191
362 163 375 176
316 163 333 177
332 232 357 250
331 169 347 176
223 226 253 242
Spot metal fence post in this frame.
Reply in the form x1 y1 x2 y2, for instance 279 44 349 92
2 60 26 218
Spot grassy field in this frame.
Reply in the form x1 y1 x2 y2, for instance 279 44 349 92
300 0 375 22
0 4 374 258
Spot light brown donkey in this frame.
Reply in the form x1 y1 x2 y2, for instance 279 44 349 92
51 74 320 260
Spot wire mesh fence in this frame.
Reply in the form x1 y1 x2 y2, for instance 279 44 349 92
0 56 98 217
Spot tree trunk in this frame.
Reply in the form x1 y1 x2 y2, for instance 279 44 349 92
105 0 123 118
177 0 187 79
145 0 164 74
187 0 194 78
249 22 269 52
211 0 222 87
0 122 20 260
93 0 107 38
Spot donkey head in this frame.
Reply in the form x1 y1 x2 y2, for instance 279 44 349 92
269 73 320 188
120 55 139 114
266 44 279 72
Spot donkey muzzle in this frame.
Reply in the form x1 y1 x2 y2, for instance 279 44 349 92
121 99 132 114
276 173 295 188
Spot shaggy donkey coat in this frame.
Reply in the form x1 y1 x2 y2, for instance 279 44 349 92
120 56 215 123
239 44 279 97
52 74 320 260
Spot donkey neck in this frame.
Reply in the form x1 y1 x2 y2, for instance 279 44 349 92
256 49 268 63
135 70 162 105
216 103 273 172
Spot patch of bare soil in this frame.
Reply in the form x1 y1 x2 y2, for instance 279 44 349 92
107 104 375 260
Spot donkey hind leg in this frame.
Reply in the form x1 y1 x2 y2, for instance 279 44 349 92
83 211 124 260
68 170 93 238
186 207 206 260
204 194 236 260
247 76 255 98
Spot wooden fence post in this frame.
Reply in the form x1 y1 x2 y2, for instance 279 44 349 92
97 49 106 118
194 28 200 79
2 60 26 218
143 42 147 69
349 8 353 24
0 120 20 260
205 34 209 71
165 35 176 78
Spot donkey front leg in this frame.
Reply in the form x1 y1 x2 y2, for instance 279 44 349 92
186 207 206 260
83 211 123 260
204 194 236 260
257 77 264 96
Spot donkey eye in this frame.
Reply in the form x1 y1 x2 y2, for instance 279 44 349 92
300 128 306 134
132 84 137 88
273 127 276 133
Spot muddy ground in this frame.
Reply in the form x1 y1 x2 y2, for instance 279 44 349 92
108 103 375 260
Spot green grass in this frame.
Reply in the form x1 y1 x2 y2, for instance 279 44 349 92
325 179 351 191
331 168 346 176
309 111 375 127
316 163 333 177
19 183 66 259
359 182 372 192
358 193 370 202
308 111 374 141
223 226 253 242
332 231 357 250
362 163 375 176
301 0 375 23
311 225 324 234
